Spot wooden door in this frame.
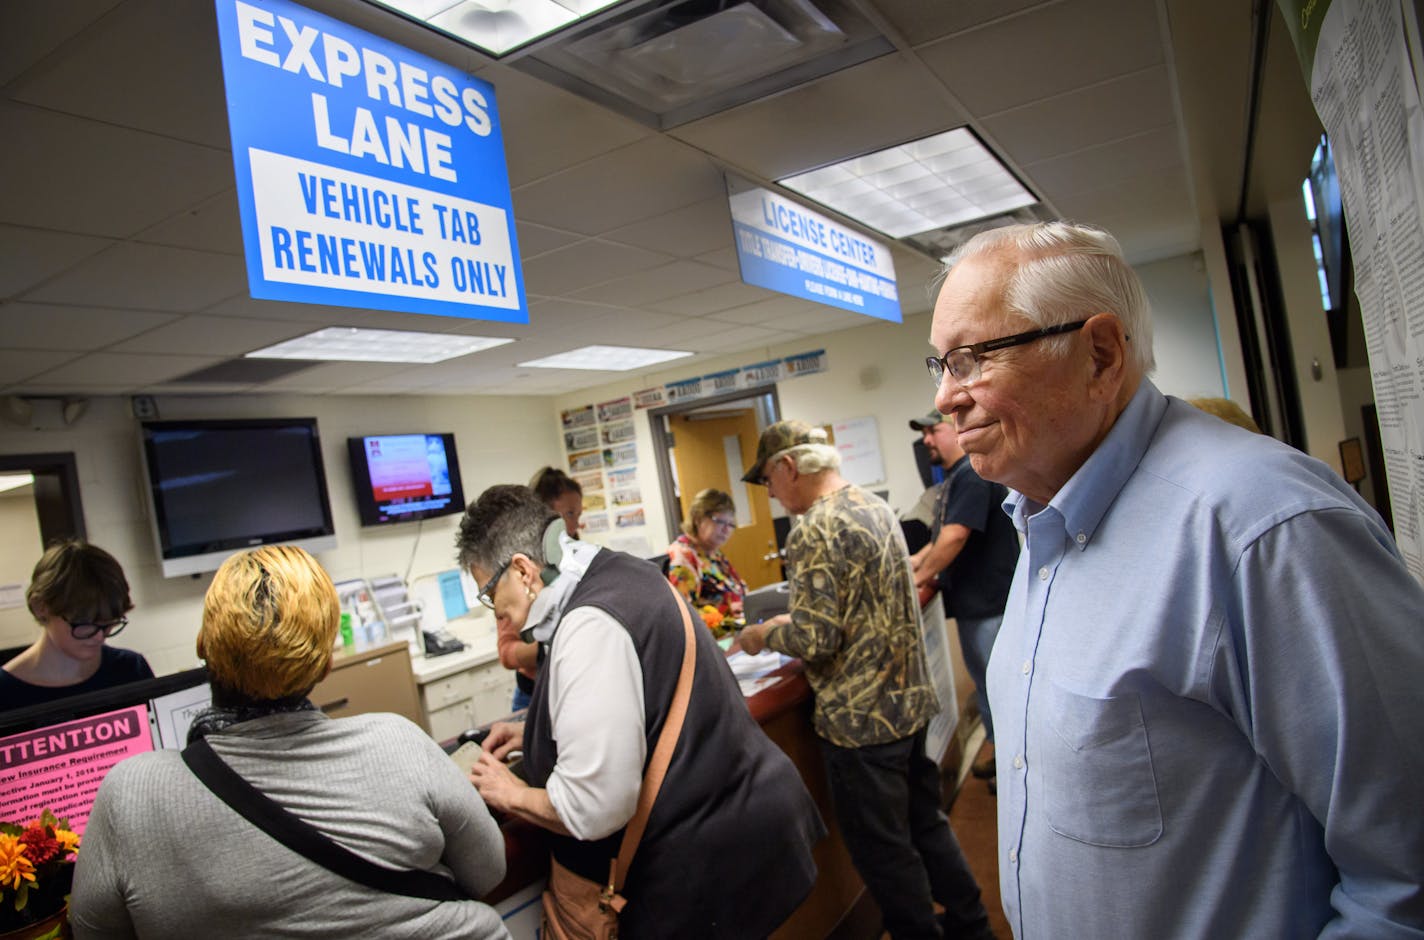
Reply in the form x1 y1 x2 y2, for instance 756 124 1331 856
669 410 781 590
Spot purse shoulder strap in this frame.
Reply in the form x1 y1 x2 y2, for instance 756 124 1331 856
607 578 699 895
181 737 468 902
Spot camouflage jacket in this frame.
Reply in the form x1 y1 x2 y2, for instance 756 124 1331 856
766 484 939 747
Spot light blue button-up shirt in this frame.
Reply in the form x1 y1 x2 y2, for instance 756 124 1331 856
990 380 1424 939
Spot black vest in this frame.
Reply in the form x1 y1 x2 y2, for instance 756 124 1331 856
522 549 824 939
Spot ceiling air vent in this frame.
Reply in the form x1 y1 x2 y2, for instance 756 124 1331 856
514 0 892 129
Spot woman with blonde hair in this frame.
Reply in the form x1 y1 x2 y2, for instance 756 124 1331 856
665 488 749 619
72 545 510 940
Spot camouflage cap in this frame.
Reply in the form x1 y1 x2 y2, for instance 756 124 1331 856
908 410 943 431
742 420 830 484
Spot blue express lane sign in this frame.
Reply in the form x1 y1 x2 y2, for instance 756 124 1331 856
214 0 527 322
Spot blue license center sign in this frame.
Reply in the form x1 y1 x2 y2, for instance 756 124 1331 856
213 0 526 322
729 186 900 322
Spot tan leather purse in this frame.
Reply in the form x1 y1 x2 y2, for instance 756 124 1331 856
540 579 697 940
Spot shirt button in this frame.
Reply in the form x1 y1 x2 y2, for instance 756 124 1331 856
1021 660 1031 675
1013 754 1024 770
1008 849 1018 864
1037 566 1049 580
1075 532 1087 545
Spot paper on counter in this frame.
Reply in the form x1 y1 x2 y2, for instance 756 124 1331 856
726 650 789 680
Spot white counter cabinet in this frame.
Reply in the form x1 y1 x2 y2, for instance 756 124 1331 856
411 613 519 743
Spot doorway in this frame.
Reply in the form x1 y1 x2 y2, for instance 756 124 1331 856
0 452 86 646
651 389 783 591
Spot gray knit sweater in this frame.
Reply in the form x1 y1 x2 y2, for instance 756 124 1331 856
70 710 510 939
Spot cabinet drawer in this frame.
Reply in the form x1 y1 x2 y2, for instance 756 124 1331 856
312 644 423 730
423 675 477 711
426 700 476 744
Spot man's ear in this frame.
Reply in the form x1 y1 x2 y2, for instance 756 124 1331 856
1083 312 1129 400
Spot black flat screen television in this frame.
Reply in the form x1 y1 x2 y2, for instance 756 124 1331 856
347 433 466 526
140 418 337 577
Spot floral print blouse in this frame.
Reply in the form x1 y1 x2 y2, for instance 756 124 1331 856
666 533 748 618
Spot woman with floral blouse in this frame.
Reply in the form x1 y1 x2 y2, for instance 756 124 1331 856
665 488 749 619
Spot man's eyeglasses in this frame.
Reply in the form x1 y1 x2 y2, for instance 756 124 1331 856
477 560 511 610
926 319 1088 388
66 617 128 640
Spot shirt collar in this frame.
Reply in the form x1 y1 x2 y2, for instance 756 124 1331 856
524 534 601 643
1004 379 1167 549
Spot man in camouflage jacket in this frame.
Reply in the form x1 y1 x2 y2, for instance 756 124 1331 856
738 420 993 940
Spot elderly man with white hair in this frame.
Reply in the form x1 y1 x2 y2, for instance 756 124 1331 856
928 220 1424 937
738 420 993 940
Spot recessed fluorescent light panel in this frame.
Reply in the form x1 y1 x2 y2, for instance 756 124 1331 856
779 128 1036 239
246 327 513 363
518 345 693 371
368 0 625 57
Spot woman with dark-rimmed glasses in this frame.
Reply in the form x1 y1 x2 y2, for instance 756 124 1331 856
1 540 153 709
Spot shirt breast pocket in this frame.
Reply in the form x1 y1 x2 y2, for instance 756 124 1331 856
1040 681 1163 848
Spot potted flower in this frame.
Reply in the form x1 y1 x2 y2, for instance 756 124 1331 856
0 810 79 940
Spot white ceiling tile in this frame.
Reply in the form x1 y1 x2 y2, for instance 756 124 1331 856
0 1 122 86
872 0 1048 45
0 226 113 297
696 325 804 352
1025 127 1185 201
515 221 584 259
0 303 179 349
0 102 234 238
201 295 358 324
136 189 245 256
109 315 317 355
522 238 673 295
604 197 734 258
8 0 231 148
701 295 818 325
255 361 421 392
983 67 1177 166
27 351 223 386
694 246 742 272
673 55 968 181
512 137 726 235
0 349 86 387
22 243 247 312
485 65 650 187
571 260 734 306
917 0 1162 116
646 280 770 317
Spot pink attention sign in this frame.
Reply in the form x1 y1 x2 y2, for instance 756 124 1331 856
0 705 153 837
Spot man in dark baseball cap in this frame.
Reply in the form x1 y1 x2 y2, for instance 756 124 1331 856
908 410 943 431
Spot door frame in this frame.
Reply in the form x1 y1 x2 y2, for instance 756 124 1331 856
647 387 780 545
0 452 87 544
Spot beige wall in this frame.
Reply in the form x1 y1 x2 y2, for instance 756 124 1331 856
0 393 561 675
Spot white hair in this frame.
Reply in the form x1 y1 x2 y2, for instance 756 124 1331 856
939 221 1155 375
787 443 841 474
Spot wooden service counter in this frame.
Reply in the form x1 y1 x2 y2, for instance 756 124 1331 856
482 659 866 939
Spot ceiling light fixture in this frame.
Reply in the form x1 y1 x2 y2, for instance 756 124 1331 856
517 344 693 371
368 0 625 57
246 327 513 363
779 128 1036 239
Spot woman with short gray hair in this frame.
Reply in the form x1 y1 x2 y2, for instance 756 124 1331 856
458 484 825 938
